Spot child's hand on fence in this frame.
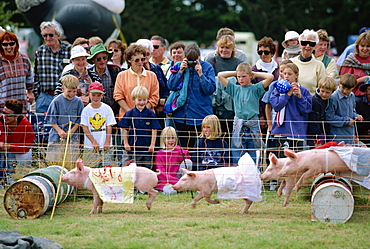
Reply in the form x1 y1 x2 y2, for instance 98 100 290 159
58 129 67 139
92 141 100 152
103 143 110 151
148 145 155 153
124 143 131 152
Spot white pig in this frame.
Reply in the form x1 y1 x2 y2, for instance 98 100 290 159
173 153 262 214
62 159 158 214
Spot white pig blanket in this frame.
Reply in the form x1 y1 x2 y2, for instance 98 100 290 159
213 153 262 202
328 146 370 189
89 165 136 203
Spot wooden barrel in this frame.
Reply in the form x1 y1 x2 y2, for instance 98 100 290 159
311 178 354 224
3 176 55 219
26 166 71 205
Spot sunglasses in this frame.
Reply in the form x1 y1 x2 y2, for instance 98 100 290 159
257 50 272 55
300 40 316 47
2 42 16 47
153 45 161 49
41 33 56 38
132 57 146 63
109 49 119 53
96 56 108 62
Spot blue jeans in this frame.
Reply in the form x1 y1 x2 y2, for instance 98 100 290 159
36 92 54 122
0 150 32 184
231 130 257 165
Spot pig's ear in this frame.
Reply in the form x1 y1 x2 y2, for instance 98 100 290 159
186 172 196 178
76 159 84 171
181 168 189 174
270 153 278 164
284 148 297 160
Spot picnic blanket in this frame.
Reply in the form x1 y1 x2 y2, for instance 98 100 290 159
213 153 262 202
329 146 370 189
89 165 136 203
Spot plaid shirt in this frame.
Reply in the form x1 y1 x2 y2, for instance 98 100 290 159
34 41 71 97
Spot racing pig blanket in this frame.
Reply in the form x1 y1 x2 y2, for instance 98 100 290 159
89 165 136 203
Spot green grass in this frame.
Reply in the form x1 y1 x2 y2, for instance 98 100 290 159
1 186 369 249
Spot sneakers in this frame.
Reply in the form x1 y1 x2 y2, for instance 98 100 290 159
162 184 177 195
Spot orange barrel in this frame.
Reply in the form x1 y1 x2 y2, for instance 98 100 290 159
311 173 354 224
4 175 55 219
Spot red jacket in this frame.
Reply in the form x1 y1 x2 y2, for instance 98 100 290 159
0 115 35 154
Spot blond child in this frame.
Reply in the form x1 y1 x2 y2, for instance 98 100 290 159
193 115 229 170
307 77 337 147
218 62 274 164
80 82 117 167
326 73 364 144
155 126 191 193
118 86 161 169
45 75 84 169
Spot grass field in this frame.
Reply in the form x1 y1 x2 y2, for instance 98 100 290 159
1 185 369 249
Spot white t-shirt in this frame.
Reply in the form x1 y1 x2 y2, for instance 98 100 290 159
80 103 117 149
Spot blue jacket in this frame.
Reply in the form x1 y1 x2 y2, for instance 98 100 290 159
167 60 216 125
270 86 312 139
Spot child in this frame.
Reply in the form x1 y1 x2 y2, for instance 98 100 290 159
326 73 364 144
281 31 300 60
155 126 191 194
80 82 117 167
118 86 161 169
45 75 84 169
193 115 230 171
307 77 337 147
270 63 312 157
218 62 274 164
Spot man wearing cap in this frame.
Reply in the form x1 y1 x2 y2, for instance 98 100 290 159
356 77 370 144
54 45 101 105
81 82 117 167
34 21 71 116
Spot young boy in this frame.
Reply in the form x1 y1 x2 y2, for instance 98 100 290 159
118 86 161 169
45 75 84 169
80 82 117 167
307 76 337 147
326 73 364 144
218 62 274 164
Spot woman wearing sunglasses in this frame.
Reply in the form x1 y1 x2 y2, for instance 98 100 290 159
0 31 34 114
291 29 326 95
114 44 159 118
106 39 128 69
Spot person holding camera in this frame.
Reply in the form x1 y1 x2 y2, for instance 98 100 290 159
166 43 216 148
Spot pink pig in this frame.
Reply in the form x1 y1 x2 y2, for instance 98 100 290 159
62 159 159 214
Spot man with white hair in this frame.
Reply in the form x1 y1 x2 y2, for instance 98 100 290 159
290 29 326 95
34 21 71 116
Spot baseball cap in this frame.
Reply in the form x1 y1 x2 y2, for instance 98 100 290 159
88 82 105 94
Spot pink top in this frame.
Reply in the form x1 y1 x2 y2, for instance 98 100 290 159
155 145 190 190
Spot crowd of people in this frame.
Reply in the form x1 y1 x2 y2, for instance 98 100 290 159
0 22 369 193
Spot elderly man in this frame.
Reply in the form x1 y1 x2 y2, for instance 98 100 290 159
34 21 71 116
150 35 171 74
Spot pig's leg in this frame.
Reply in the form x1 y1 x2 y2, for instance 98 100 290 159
191 192 205 208
145 188 158 210
240 199 253 214
295 171 314 192
282 176 296 207
90 190 103 214
203 192 220 205
277 180 286 197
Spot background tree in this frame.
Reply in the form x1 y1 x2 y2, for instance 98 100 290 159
0 2 22 29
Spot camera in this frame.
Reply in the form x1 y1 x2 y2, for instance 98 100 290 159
187 60 197 68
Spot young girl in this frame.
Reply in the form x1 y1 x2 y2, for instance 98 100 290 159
193 115 230 170
155 126 191 193
270 63 312 157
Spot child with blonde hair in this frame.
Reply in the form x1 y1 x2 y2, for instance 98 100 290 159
155 126 191 194
193 115 230 170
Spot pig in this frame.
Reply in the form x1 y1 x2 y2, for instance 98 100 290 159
62 159 159 214
279 147 365 191
173 153 262 214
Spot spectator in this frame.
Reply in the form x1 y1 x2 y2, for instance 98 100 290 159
281 31 300 60
340 32 370 99
355 77 370 144
314 29 336 78
118 86 161 169
291 29 326 95
204 27 248 62
150 35 171 75
106 39 128 69
81 82 116 167
45 75 84 169
88 36 103 47
193 115 230 171
218 63 274 164
113 44 159 118
326 73 364 144
62 37 90 74
34 21 71 117
166 43 216 148
0 99 35 187
166 41 186 79
0 31 34 113
155 126 190 193
270 63 312 157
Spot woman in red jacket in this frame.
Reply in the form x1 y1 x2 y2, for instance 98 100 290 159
0 99 35 187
